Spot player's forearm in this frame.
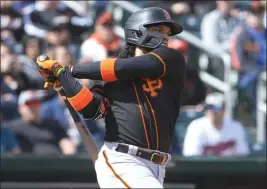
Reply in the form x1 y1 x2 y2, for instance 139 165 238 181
58 69 107 120
71 54 164 81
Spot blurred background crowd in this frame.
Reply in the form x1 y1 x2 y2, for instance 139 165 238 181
1 1 266 157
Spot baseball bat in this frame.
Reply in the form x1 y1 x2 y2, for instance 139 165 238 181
37 54 99 162
56 87 99 163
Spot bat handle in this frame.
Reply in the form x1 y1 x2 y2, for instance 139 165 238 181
53 84 99 162
58 89 66 97
53 85 66 98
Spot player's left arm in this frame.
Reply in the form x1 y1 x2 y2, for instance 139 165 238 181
57 69 109 120
35 55 109 121
70 46 186 81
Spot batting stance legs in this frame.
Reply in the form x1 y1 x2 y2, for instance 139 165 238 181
94 142 171 188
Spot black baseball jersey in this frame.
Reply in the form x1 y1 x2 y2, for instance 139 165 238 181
60 45 186 153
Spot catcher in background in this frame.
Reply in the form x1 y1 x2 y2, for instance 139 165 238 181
36 7 186 188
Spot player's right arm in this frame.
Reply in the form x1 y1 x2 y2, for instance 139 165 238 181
70 45 186 81
36 56 109 120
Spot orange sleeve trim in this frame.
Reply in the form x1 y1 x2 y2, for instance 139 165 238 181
103 151 131 188
149 52 166 78
68 86 93 111
100 58 117 82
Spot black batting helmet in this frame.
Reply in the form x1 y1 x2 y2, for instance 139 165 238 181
124 7 183 49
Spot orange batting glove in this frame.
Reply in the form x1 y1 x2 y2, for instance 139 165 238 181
36 54 64 89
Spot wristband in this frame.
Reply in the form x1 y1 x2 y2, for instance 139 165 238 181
64 65 73 73
56 67 65 77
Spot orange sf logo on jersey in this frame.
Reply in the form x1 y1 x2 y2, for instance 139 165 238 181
142 79 163 97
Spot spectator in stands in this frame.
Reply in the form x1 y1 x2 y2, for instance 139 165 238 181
262 1 266 28
40 94 70 130
1 29 23 55
144 1 215 18
1 1 24 42
1 42 44 94
47 45 75 66
93 1 109 18
23 1 93 42
201 1 241 51
3 90 77 155
22 36 44 61
250 0 266 25
45 23 71 47
17 36 45 87
1 113 21 154
230 5 266 123
12 0 36 16
1 128 21 154
0 78 19 121
200 1 242 80
183 93 250 157
44 23 80 59
80 11 123 63
169 39 207 106
1 42 26 94
144 1 216 38
169 39 207 154
145 1 190 17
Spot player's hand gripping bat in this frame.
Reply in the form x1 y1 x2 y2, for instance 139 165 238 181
36 55 99 163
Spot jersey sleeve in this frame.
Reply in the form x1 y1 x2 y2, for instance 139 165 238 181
87 80 109 120
71 46 186 81
148 45 186 79
58 69 109 120
88 80 106 95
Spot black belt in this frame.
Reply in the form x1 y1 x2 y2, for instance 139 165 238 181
115 143 169 165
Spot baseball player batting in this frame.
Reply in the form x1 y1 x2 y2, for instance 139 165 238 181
36 7 186 188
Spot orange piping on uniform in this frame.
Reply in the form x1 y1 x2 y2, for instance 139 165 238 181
132 81 150 149
149 52 166 78
143 92 159 150
103 150 131 188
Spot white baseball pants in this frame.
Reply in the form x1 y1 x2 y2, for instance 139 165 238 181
94 142 171 188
